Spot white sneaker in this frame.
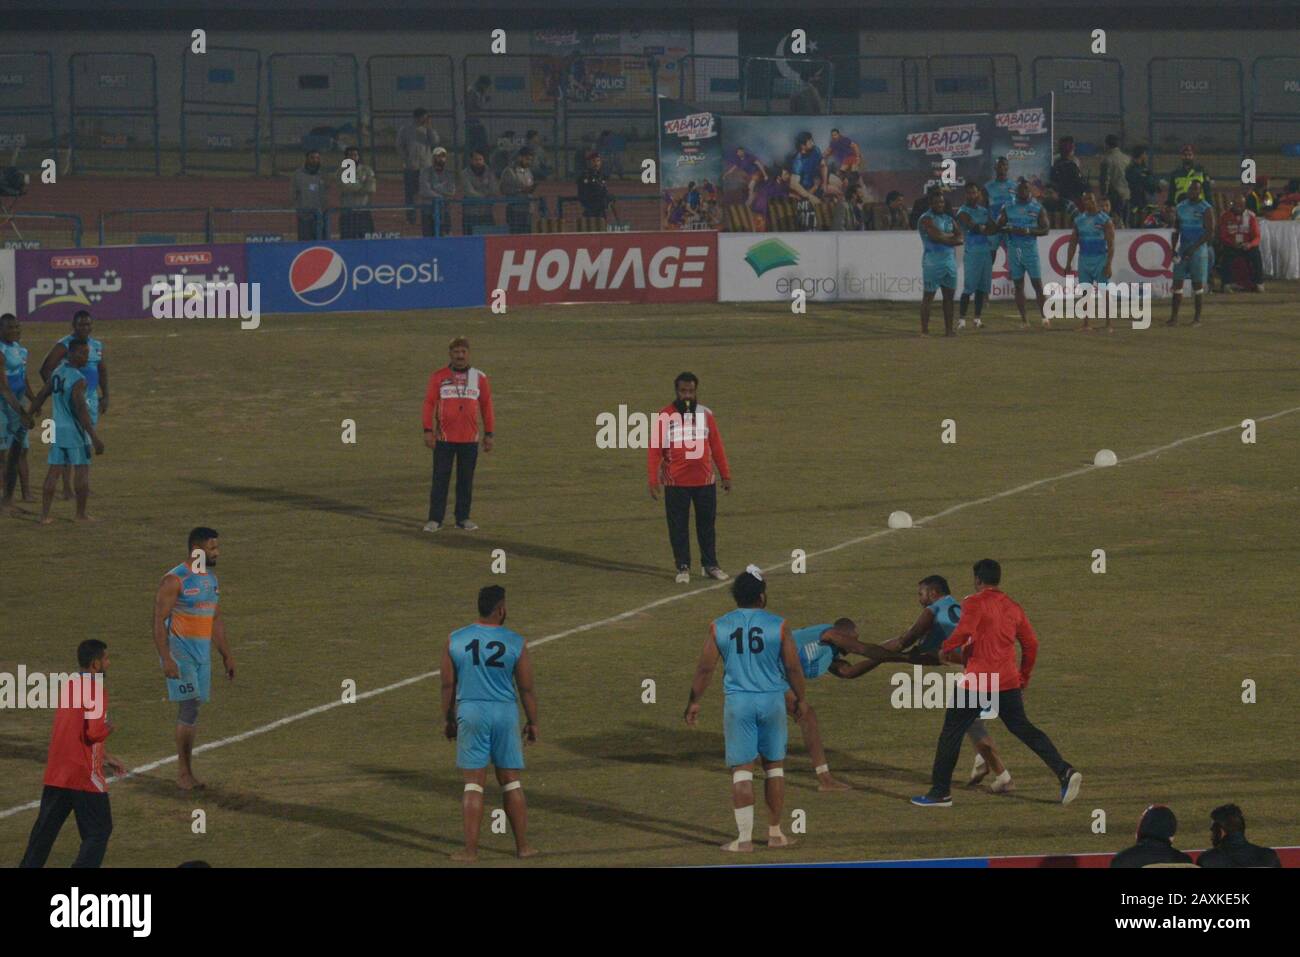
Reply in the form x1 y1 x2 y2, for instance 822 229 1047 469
957 318 967 330
989 770 1015 793
704 566 730 581
968 753 989 786
456 521 479 531
422 521 441 533
675 568 690 584
973 318 983 329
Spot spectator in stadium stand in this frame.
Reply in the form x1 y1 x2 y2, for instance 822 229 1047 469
490 131 516 178
338 145 376 240
577 150 611 220
1166 143 1212 204
1097 134 1131 227
790 67 826 114
397 108 439 224
457 149 498 235
1110 805 1195 867
1049 136 1088 207
464 76 492 157
1196 804 1282 868
871 190 909 230
1217 194 1264 292
830 181 867 230
525 131 551 181
418 147 456 237
1245 176 1275 215
291 149 327 241
1125 145 1161 226
499 147 537 234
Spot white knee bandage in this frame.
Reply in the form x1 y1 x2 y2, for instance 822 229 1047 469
814 764 829 775
732 770 754 784
463 783 484 794
502 780 522 793
766 768 784 779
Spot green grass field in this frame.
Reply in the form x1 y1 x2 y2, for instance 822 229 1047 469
2 291 1298 867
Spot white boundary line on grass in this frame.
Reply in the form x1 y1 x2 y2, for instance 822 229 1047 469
3 405 1298 821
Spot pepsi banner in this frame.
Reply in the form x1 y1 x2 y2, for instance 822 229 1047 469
248 238 486 314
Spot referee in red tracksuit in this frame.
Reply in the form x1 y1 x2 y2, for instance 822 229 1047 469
422 336 494 532
647 371 732 583
911 559 1081 808
20 640 125 868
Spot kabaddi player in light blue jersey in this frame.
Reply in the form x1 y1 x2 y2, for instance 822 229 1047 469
1 314 36 511
152 527 235 790
26 338 104 525
995 180 1051 327
833 575 1013 791
956 182 996 330
686 566 807 852
918 186 963 337
1167 179 1215 327
787 617 874 791
1066 191 1117 333
441 585 538 862
41 311 108 500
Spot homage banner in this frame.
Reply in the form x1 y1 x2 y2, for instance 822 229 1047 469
991 94 1054 193
721 112 995 226
658 97 724 230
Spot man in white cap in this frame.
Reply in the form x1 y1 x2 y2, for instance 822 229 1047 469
419 146 456 237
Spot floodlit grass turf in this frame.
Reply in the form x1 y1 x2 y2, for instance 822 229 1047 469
2 290 1297 867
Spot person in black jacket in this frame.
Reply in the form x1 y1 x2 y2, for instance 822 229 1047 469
1197 804 1282 868
1050 136 1088 207
1110 805 1195 867
577 151 610 220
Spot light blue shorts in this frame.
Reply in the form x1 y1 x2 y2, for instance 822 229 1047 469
724 691 787 767
456 699 524 770
1172 246 1210 286
49 443 90 467
165 635 212 703
1 403 28 450
962 247 994 295
1077 254 1109 286
1008 243 1041 281
922 255 958 293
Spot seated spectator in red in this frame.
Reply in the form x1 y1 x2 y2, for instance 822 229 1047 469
1217 195 1264 292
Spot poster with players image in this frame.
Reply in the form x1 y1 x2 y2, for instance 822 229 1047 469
990 94 1054 195
657 97 724 231
721 112 996 230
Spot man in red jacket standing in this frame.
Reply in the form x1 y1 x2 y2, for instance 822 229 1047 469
423 337 494 532
647 372 732 583
911 559 1081 807
20 639 126 867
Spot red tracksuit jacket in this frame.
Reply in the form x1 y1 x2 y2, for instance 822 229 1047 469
646 403 731 488
422 366 495 443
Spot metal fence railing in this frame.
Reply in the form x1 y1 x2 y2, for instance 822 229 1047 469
325 197 550 238
98 207 209 245
211 207 321 243
267 53 363 175
1250 56 1300 153
1148 57 1246 155
554 194 664 232
0 212 84 249
367 55 458 173
181 46 262 174
68 52 160 174
0 52 58 173
1032 56 1125 153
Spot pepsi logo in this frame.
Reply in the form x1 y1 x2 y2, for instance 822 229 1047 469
289 246 348 306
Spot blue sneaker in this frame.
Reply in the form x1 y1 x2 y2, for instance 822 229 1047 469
1060 769 1082 805
910 794 953 807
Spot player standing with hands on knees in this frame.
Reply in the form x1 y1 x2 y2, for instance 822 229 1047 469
685 566 806 852
648 372 732 583
423 336 494 533
441 585 539 862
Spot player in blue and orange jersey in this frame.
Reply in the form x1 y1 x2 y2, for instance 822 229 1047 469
152 526 235 790
441 585 539 862
40 310 109 501
685 566 807 852
26 337 105 524
995 180 1051 327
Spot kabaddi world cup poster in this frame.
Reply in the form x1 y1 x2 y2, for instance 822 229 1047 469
990 93 1054 195
657 96 725 230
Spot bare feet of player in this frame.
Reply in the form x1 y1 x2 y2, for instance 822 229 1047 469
816 773 852 791
766 830 797 849
516 845 538 859
38 515 55 526
74 514 99 524
177 772 205 791
720 839 754 852
449 849 479 863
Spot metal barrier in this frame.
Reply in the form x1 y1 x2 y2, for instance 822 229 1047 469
267 53 363 175
921 54 1021 113
367 55 457 173
68 52 160 174
98 207 211 245
181 46 261 174
461 55 560 179
744 57 835 114
1250 56 1300 153
1032 56 1125 152
1148 57 1245 155
0 212 83 249
0 53 58 173
560 54 660 179
554 194 663 232
826 56 915 114
325 197 549 238
675 55 742 113
211 207 321 243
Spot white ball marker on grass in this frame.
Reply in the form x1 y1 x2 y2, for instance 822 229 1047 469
1093 449 1118 468
888 510 913 529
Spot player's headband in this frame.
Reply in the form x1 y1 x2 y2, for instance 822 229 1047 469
745 564 764 581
